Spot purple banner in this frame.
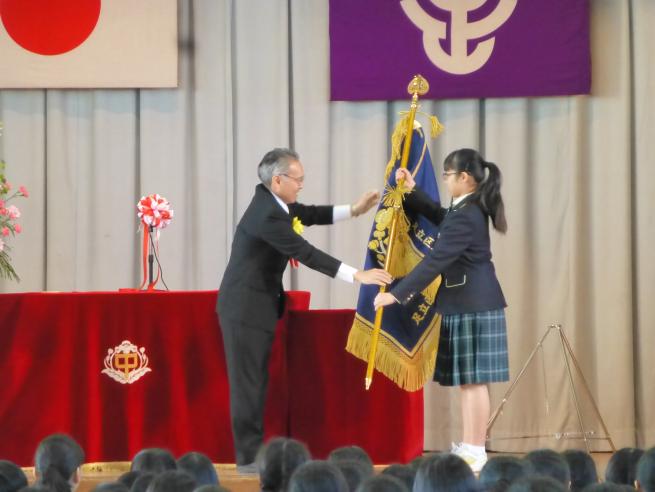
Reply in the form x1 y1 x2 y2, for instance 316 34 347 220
329 0 590 101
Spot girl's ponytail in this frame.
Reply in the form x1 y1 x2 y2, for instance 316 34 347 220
478 160 507 233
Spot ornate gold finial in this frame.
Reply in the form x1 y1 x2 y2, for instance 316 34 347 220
407 75 429 96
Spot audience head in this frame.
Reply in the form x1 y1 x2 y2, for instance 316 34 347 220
0 460 28 492
328 446 374 476
129 472 155 492
523 449 570 486
584 484 634 492
145 470 195 492
257 438 311 492
606 448 644 486
413 453 477 492
130 449 176 475
636 447 655 492
15 486 50 492
117 471 140 490
288 461 348 492
506 476 566 492
561 450 597 492
381 464 415 492
193 486 230 492
91 483 129 492
333 461 371 492
356 474 408 492
34 434 85 492
0 476 9 492
177 452 217 487
408 457 425 472
479 456 529 492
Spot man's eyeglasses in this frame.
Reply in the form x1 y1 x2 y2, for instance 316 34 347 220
442 171 458 178
280 173 304 184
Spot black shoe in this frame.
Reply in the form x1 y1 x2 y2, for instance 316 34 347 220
236 462 258 475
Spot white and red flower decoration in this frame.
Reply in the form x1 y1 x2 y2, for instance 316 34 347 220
137 194 174 230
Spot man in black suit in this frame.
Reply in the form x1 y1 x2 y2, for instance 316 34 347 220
218 148 391 473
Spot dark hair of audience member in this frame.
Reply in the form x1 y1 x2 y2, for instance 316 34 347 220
0 475 11 492
130 449 176 475
523 449 571 486
91 483 129 492
130 472 155 492
381 464 415 492
145 470 195 492
408 457 425 472
0 460 29 492
328 447 374 476
606 448 644 486
34 434 85 492
177 452 218 487
257 438 311 492
356 474 408 492
15 486 51 492
561 450 597 492
479 456 530 492
637 447 655 492
584 483 634 492
193 485 230 492
506 476 566 492
413 453 477 492
288 461 348 492
117 471 140 490
333 461 371 492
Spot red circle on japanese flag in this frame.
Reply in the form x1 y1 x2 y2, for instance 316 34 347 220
0 0 101 56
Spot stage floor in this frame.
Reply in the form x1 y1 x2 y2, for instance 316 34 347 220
20 452 615 492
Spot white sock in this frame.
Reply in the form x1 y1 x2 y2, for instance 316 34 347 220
462 443 486 456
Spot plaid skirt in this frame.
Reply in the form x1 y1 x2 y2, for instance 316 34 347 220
434 309 509 386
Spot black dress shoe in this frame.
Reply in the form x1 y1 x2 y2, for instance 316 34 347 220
236 462 258 475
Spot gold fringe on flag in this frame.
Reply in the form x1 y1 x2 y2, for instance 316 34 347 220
347 312 441 392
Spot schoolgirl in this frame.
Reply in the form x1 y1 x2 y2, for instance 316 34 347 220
374 148 509 472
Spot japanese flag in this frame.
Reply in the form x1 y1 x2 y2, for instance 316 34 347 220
0 0 177 88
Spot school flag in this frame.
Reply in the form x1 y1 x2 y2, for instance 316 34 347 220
346 122 442 391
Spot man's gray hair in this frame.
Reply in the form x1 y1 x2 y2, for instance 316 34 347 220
257 148 300 187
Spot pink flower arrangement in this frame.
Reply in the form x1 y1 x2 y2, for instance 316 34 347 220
0 159 28 281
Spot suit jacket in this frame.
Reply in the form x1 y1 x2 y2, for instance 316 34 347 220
218 184 341 329
390 187 506 315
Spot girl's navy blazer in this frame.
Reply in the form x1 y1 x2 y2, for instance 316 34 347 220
389 187 506 315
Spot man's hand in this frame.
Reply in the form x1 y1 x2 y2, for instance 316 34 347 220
373 292 398 309
351 190 380 217
354 268 392 286
395 168 415 190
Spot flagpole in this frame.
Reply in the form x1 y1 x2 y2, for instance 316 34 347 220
365 75 429 390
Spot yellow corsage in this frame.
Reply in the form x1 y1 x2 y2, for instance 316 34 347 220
292 217 304 235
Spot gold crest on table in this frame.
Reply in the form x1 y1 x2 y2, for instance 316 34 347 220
102 340 152 384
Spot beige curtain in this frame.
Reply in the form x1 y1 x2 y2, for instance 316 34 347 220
0 0 653 452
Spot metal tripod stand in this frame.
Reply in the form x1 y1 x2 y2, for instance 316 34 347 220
486 324 615 452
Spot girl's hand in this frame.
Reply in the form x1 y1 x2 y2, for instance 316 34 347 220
395 168 415 190
373 292 398 310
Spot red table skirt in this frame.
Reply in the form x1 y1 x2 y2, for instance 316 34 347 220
0 291 423 466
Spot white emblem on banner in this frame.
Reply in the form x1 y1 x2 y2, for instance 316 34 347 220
102 340 152 384
401 0 517 75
